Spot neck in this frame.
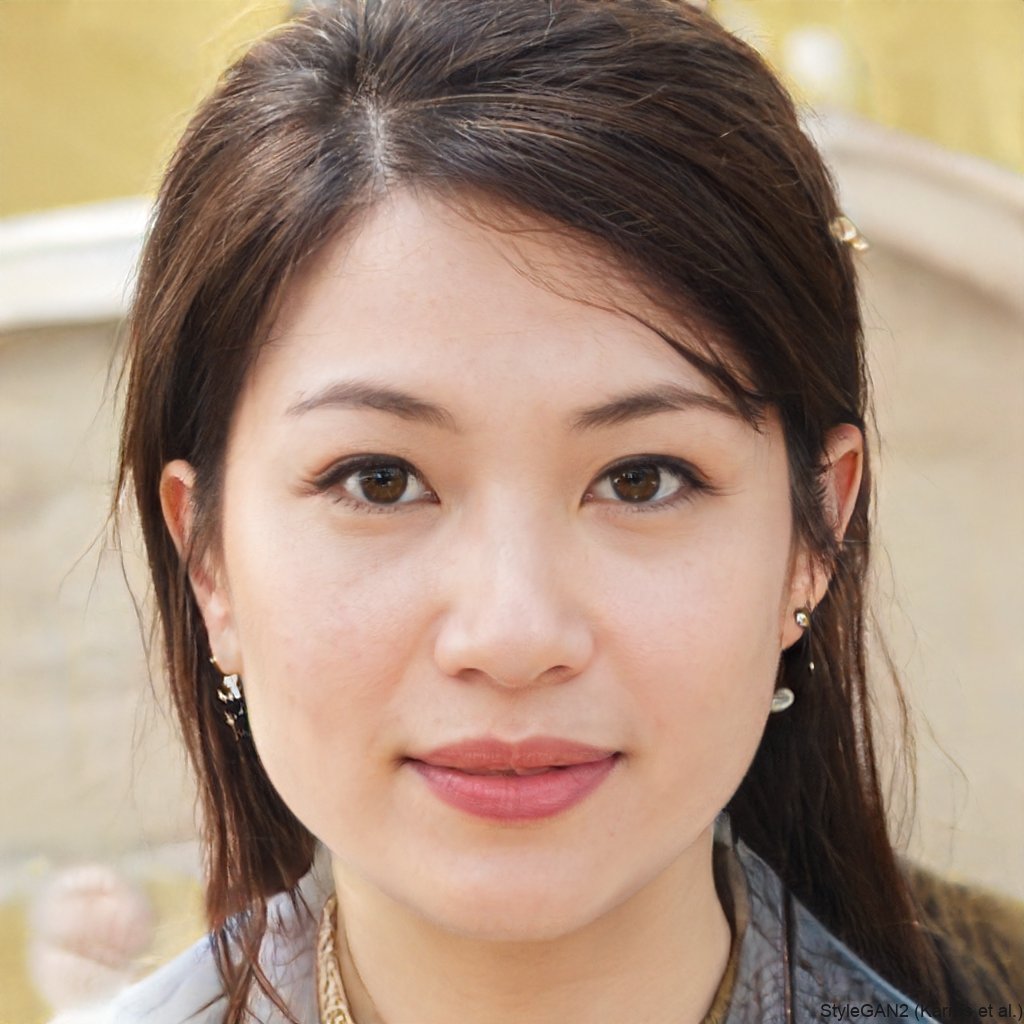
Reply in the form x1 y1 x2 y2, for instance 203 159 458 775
330 828 732 1024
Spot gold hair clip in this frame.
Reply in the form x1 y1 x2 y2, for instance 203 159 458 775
829 214 870 252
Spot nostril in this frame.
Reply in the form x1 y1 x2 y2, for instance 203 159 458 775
431 593 595 688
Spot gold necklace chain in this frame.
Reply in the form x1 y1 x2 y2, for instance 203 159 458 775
317 894 354 1024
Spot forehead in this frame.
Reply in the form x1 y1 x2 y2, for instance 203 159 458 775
256 188 738 408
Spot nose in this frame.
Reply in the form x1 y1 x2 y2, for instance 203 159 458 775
432 505 595 690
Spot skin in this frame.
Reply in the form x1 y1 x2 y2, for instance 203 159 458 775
162 189 862 1024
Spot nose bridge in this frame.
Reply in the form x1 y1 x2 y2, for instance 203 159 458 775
433 492 593 686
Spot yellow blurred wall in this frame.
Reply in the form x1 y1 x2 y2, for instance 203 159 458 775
714 0 1024 175
0 1 289 217
1 1 1022 214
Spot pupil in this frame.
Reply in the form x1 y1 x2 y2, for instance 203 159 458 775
359 465 407 503
612 465 660 502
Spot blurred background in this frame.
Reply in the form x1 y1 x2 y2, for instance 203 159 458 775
1 1 1022 1019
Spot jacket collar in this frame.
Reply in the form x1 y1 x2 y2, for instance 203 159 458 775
723 838 938 1024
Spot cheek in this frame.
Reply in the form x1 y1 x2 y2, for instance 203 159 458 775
221 515 430 806
600 520 789 799
227 488 425 670
603 510 790 684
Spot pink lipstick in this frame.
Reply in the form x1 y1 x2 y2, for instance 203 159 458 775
407 737 620 822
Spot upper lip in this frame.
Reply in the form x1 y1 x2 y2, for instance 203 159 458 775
411 736 618 772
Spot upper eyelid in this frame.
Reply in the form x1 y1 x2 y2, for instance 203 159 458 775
598 454 700 477
313 453 420 488
593 455 709 492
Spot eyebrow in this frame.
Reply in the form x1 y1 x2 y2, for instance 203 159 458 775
567 384 742 432
286 379 742 432
286 380 458 430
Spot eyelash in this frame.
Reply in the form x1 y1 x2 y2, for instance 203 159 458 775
310 454 712 515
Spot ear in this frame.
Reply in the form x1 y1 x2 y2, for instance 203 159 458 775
159 460 242 674
781 423 864 649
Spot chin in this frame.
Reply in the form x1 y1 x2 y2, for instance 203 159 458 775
405 863 621 943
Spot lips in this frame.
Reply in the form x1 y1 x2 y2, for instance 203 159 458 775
407 736 620 821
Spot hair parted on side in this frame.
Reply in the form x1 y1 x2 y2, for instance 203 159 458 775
116 1 949 1018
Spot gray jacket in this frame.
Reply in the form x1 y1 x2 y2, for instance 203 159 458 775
53 841 944 1024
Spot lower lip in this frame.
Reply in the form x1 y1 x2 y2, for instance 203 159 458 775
410 755 620 822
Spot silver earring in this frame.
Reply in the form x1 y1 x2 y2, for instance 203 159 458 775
770 606 814 714
210 656 249 740
794 606 815 674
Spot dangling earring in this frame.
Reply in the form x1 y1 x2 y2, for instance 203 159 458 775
210 655 249 740
770 606 813 714
794 606 816 674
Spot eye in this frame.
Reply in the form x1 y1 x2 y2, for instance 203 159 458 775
588 458 705 509
315 456 434 510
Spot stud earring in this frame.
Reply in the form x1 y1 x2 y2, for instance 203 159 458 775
210 655 249 740
769 686 795 713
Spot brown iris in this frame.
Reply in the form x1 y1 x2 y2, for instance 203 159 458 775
610 463 661 502
357 465 408 503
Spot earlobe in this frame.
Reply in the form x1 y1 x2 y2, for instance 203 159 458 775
159 460 242 673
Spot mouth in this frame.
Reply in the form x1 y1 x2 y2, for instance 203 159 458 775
404 737 621 821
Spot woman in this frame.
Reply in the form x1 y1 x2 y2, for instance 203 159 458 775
73 1 1020 1021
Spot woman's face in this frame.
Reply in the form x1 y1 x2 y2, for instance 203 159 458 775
165 189 843 941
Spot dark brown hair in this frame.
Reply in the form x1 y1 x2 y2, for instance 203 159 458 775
117 0 948 1018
